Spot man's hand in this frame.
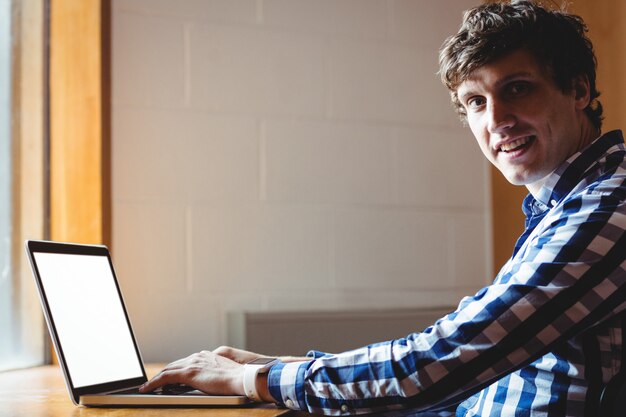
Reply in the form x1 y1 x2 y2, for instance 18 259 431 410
212 346 266 364
138 350 244 396
139 346 307 401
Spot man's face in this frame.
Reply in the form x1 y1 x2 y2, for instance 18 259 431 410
456 49 593 194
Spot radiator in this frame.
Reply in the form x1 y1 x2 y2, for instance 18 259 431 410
227 307 455 356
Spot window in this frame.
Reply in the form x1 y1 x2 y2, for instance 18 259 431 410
0 0 47 371
0 0 12 370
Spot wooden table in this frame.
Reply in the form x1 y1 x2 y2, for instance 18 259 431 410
0 365 294 417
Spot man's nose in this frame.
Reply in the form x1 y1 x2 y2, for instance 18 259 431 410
487 99 515 134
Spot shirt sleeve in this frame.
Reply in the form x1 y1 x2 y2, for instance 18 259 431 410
306 350 333 359
268 188 626 415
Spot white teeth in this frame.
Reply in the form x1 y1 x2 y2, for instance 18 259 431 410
500 136 532 152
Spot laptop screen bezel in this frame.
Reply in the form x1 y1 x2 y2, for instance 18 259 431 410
25 240 148 405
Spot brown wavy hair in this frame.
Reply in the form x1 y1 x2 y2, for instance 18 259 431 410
439 0 603 130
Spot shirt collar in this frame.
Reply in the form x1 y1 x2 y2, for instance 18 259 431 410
523 129 625 215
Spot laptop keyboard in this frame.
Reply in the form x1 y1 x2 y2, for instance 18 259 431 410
116 384 195 396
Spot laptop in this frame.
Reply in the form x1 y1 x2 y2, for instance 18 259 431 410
25 239 250 407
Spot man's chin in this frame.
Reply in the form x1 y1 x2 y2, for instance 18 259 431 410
499 170 530 187
499 169 551 194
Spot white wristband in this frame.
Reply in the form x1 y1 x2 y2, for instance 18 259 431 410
242 358 278 402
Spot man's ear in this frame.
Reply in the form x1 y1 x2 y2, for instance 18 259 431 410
572 74 591 110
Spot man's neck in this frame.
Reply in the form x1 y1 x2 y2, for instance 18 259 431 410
525 122 601 198
525 177 549 198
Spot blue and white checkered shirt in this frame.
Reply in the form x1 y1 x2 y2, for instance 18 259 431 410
267 130 626 416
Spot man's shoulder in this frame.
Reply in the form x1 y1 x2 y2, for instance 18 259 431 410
567 136 626 202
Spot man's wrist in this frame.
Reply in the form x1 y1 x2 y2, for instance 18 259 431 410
256 372 276 403
242 358 279 402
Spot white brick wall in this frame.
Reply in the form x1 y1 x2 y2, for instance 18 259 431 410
111 0 489 361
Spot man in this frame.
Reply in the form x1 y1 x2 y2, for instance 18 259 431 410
140 1 626 415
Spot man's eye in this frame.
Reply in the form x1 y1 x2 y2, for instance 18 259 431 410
467 97 486 109
508 81 530 96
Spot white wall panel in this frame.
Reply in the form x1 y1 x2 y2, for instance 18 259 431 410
263 0 388 39
113 0 257 24
113 202 187 297
113 13 186 107
189 205 333 292
113 108 259 203
333 209 450 289
265 119 395 205
395 127 484 208
190 25 328 116
390 0 478 48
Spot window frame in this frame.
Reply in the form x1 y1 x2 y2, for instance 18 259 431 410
0 0 48 372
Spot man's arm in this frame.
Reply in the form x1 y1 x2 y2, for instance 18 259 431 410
213 345 311 364
265 191 626 414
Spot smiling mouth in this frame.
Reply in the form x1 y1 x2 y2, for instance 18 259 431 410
499 136 536 153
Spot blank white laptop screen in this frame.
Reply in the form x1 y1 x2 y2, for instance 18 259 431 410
33 252 143 388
